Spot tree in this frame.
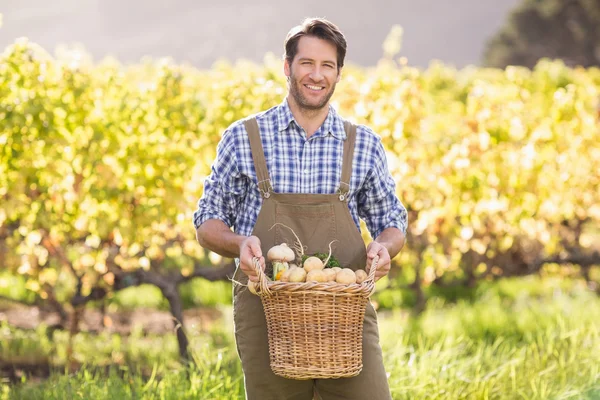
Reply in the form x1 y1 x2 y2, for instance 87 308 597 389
483 0 600 69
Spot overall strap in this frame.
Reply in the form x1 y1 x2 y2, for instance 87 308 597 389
243 117 273 198
339 120 357 200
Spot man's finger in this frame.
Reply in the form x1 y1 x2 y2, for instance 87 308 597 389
251 243 263 258
368 243 384 259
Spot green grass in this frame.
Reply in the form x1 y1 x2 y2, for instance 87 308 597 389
379 278 600 399
2 276 599 400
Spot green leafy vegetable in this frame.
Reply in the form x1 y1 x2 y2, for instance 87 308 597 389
301 253 341 268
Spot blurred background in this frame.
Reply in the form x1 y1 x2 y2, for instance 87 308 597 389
1 1 600 399
2 0 521 69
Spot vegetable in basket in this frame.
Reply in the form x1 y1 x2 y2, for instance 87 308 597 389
267 243 295 280
301 252 341 269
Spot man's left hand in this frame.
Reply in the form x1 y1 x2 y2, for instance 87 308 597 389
366 242 391 281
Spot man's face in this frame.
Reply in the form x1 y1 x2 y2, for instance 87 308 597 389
285 36 341 111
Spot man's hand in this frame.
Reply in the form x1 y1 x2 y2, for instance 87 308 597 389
366 241 391 281
367 227 405 281
239 236 265 282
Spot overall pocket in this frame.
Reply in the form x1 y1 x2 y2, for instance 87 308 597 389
273 202 337 256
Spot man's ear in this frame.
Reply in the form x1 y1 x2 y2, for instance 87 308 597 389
284 59 291 78
336 70 342 83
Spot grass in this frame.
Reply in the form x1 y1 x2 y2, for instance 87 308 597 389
1 276 599 399
379 277 600 399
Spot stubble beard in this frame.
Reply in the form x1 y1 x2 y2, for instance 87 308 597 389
288 71 337 113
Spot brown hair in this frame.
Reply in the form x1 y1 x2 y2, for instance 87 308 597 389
284 18 347 71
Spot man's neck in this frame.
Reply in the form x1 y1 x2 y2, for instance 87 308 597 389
286 96 329 138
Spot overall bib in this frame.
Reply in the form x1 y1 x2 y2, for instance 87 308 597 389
232 118 392 400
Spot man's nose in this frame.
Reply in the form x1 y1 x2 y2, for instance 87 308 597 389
309 67 324 81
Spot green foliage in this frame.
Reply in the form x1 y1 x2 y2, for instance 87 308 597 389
483 0 600 68
109 285 168 311
0 38 599 310
81 279 232 311
0 271 35 304
178 279 232 308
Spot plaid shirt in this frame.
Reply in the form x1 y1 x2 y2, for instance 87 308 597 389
193 99 407 240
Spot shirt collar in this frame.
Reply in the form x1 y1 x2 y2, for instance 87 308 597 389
276 98 347 140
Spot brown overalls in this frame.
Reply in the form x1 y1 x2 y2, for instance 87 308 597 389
232 118 392 400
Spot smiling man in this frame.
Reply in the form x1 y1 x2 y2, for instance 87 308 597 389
286 35 339 116
194 17 407 400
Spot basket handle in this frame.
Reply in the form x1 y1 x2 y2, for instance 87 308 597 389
252 256 272 297
362 254 379 297
366 254 379 284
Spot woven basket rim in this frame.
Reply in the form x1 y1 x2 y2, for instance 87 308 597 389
253 255 379 297
261 281 374 296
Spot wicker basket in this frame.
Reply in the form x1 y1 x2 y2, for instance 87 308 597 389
253 255 379 380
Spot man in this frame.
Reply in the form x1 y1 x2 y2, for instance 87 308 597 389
194 17 407 400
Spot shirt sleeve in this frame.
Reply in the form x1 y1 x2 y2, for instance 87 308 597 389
356 137 408 239
193 129 248 230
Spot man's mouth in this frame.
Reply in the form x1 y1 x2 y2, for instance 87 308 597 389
304 84 324 91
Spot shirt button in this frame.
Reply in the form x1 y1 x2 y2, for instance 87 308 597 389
303 169 309 174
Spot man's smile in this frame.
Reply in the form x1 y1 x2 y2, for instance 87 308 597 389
304 84 325 91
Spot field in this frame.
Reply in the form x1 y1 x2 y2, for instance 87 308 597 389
2 276 599 400
1 24 600 400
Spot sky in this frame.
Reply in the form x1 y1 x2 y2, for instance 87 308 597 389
1 0 522 69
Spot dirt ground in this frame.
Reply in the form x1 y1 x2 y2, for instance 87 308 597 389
0 300 225 383
0 301 223 336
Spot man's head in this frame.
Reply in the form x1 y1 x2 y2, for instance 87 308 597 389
283 18 347 112
284 18 347 73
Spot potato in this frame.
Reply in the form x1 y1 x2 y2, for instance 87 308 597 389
335 268 357 285
280 267 295 282
306 269 328 283
355 269 368 284
323 268 337 282
303 256 325 272
288 267 307 283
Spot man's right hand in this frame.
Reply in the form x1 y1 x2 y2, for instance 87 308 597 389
239 236 265 282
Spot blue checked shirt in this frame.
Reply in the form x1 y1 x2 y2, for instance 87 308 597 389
193 99 408 240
